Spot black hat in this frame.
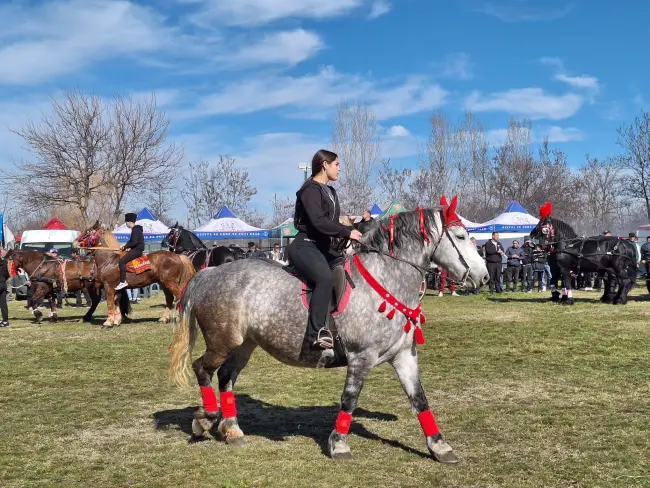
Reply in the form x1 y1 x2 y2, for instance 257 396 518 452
602 230 610 235
629 232 637 238
247 242 255 247
125 213 137 223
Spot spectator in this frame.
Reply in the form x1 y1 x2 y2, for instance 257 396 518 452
532 245 547 292
484 231 504 293
269 243 284 262
354 210 374 234
520 237 534 292
246 242 266 259
641 236 650 292
438 268 458 296
505 240 523 292
0 249 9 327
629 232 640 287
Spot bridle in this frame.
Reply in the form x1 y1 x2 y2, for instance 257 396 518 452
352 207 472 287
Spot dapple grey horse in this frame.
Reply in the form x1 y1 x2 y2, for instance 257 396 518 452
169 202 489 463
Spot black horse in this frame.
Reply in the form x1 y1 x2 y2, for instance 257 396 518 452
530 202 637 305
161 223 235 271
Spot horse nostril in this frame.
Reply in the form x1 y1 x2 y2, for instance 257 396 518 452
481 274 489 285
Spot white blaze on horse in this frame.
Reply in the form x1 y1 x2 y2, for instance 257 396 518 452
168 197 489 462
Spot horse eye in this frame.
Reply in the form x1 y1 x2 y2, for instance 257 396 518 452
456 235 466 240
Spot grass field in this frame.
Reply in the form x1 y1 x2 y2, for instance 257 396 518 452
1 286 650 488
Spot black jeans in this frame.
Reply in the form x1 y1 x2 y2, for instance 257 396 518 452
119 249 143 282
486 262 502 292
0 285 7 322
286 233 340 343
520 264 533 290
506 265 521 290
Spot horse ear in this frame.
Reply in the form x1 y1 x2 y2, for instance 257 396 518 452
439 195 449 207
449 195 458 215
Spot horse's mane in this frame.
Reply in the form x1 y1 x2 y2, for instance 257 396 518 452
102 229 121 250
362 208 440 251
551 218 578 239
184 229 207 249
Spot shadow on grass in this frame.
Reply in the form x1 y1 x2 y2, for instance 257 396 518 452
153 394 430 458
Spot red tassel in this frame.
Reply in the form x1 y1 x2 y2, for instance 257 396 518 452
386 308 396 320
419 313 426 325
378 300 387 313
403 321 411 333
415 327 425 345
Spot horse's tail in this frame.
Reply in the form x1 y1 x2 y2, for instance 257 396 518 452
179 254 196 286
168 288 197 389
118 289 132 317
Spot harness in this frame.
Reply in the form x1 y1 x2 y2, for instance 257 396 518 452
170 228 212 269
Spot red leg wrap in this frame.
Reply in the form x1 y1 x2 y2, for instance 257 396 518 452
335 411 352 435
418 410 440 437
220 391 237 418
200 386 218 414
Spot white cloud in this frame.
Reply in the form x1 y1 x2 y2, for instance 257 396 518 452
465 88 584 120
189 0 362 26
368 1 391 19
437 52 473 80
172 67 447 121
387 125 410 137
218 29 324 68
474 2 575 22
543 126 583 142
555 73 599 91
0 0 171 85
539 57 564 69
633 94 648 109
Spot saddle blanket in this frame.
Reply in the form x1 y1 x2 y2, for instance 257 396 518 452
299 259 353 317
126 256 151 274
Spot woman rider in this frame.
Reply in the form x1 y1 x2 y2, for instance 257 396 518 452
286 149 362 351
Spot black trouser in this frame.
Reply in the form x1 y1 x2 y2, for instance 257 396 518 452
520 264 533 290
286 233 340 343
119 249 143 282
506 265 521 290
0 285 8 322
534 269 545 290
486 262 502 292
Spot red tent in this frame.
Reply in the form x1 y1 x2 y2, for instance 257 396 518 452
42 218 69 230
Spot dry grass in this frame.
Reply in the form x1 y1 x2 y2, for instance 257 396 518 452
1 286 650 487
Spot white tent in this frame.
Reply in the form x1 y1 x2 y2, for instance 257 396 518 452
114 208 170 242
466 201 539 241
194 205 269 239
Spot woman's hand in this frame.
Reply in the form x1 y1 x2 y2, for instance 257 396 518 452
350 229 363 241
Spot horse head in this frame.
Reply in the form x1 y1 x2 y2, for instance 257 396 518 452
362 195 488 288
161 227 178 249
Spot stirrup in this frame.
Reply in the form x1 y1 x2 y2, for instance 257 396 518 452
314 327 334 349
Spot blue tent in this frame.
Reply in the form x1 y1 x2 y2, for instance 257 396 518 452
466 201 539 235
369 203 383 216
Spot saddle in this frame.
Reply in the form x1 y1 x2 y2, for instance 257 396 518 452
122 254 151 274
282 256 355 316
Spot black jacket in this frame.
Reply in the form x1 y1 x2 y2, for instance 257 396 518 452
355 218 374 234
483 240 504 263
532 251 547 270
294 179 351 249
124 225 145 252
521 243 534 265
0 259 9 287
641 242 650 261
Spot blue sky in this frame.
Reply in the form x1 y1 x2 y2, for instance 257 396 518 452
0 0 648 221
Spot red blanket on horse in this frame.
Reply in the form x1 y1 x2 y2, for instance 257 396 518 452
125 255 151 274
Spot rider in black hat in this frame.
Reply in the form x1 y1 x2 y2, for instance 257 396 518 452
115 213 145 291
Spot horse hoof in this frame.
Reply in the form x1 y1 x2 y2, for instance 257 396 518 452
158 317 169 323
331 450 353 460
226 436 247 447
327 431 352 460
427 436 460 464
192 417 214 437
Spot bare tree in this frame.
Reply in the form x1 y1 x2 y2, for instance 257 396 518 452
376 158 415 207
617 110 650 220
180 156 257 227
268 193 295 228
105 94 183 225
2 91 108 225
331 101 381 214
145 178 175 225
240 209 267 228
577 155 623 235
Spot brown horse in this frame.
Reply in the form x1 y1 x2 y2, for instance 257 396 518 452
9 251 104 324
75 223 195 328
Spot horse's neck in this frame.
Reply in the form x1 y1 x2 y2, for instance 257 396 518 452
358 251 423 304
181 231 206 250
101 231 121 250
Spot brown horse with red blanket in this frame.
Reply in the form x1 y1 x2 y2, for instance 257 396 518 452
75 222 195 328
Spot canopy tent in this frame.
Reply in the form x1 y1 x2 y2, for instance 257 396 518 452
42 217 69 230
378 201 407 219
269 217 298 239
466 201 539 240
194 205 269 240
113 207 170 242
369 203 383 216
